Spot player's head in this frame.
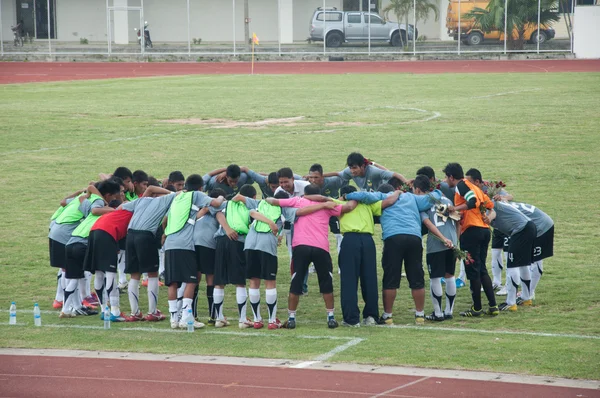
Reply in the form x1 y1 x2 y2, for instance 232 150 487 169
340 185 357 198
97 179 122 203
148 176 160 187
226 164 241 188
278 167 295 194
113 166 133 192
443 163 464 188
209 188 227 199
274 190 290 199
108 199 122 209
347 152 367 177
239 184 257 199
387 177 403 190
132 170 149 195
412 175 431 195
417 166 436 182
308 164 325 186
184 174 204 191
304 184 321 196
377 183 395 194
465 168 483 188
267 172 280 193
168 171 185 192
107 176 126 201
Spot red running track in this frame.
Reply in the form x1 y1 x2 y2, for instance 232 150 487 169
0 355 597 398
0 60 599 84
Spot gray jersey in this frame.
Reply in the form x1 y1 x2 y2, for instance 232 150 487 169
490 201 531 237
193 211 220 249
420 196 458 254
65 198 105 246
508 202 553 237
439 181 455 204
203 173 254 200
49 198 104 245
339 165 393 192
163 191 214 251
319 176 348 199
213 198 259 243
124 193 176 235
244 202 284 257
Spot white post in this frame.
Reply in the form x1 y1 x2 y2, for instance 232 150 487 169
323 0 326 55
413 0 416 55
141 0 145 54
233 0 236 55
458 0 461 55
106 0 111 55
570 0 575 54
368 13 371 55
536 0 541 53
187 0 191 56
503 0 507 54
277 0 281 56
47 0 52 54
0 0 4 56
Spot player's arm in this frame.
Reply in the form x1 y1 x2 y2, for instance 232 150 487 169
303 194 332 202
449 181 477 212
494 189 513 202
381 190 401 209
143 186 172 198
295 201 335 216
340 200 358 214
61 189 86 207
346 191 385 205
196 207 210 219
423 219 453 248
483 209 496 225
231 194 246 203
92 206 115 216
216 211 238 241
209 196 225 208
249 210 278 235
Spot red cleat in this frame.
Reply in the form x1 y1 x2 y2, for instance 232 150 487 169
52 300 63 309
268 318 282 330
82 297 98 309
141 279 149 287
124 311 145 322
145 310 166 321
158 280 164 287
253 320 264 329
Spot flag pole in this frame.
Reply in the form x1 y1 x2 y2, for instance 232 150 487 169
251 38 255 75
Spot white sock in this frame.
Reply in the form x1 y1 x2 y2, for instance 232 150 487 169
128 279 140 315
529 260 543 299
430 278 443 317
168 300 178 322
181 298 193 322
444 277 457 315
335 234 343 255
213 288 225 320
458 260 466 280
64 279 78 312
84 271 92 297
147 277 159 314
78 278 87 303
236 286 248 322
249 288 261 322
158 248 165 275
118 251 127 284
94 271 105 307
265 288 277 323
503 252 509 289
519 266 532 301
106 272 120 316
491 248 504 287
55 269 64 302
506 268 520 306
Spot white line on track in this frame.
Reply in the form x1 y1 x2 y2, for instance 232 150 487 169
370 376 431 398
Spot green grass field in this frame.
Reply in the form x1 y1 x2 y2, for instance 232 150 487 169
0 71 599 380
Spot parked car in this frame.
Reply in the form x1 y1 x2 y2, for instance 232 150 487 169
309 7 417 48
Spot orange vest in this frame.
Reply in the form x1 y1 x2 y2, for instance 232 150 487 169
454 179 493 234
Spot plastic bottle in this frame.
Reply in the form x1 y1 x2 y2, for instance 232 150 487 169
33 303 41 327
9 302 16 325
186 308 194 333
104 305 111 330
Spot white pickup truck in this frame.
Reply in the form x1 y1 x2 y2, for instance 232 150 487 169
309 7 417 48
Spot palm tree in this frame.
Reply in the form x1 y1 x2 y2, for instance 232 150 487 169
382 0 412 48
464 0 560 50
383 0 439 49
413 0 439 48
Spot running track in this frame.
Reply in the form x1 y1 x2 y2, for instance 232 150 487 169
1 354 598 398
0 59 599 84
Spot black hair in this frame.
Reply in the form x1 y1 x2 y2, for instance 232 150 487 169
304 184 321 195
168 171 185 183
166 185 176 192
378 183 395 194
387 177 403 190
267 172 279 185
185 174 204 191
108 176 124 188
277 167 294 179
209 188 227 199
309 164 323 175
413 175 431 193
274 190 290 199
416 166 435 180
239 184 257 198
340 185 357 196
113 166 133 181
226 164 241 179
147 176 160 187
97 179 121 196
132 170 149 184
443 163 464 180
347 152 365 167
466 168 483 183
108 199 122 208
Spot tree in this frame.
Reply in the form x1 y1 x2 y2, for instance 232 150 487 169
413 0 439 47
383 0 439 49
382 0 412 48
465 0 560 50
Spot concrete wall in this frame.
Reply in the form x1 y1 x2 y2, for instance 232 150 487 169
1 0 17 43
574 5 600 59
56 0 107 41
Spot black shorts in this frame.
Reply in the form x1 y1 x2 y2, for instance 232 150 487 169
290 245 333 295
491 229 510 251
125 230 159 274
246 249 278 281
84 230 118 274
214 236 246 286
118 237 127 251
164 249 198 286
195 245 216 275
533 226 554 261
381 234 424 290
65 242 87 279
459 226 491 281
49 238 66 268
507 222 537 268
329 216 341 234
426 249 456 279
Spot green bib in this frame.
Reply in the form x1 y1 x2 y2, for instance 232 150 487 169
226 201 250 235
165 192 197 236
50 205 66 221
254 200 281 233
55 194 103 225
71 214 101 239
125 191 138 202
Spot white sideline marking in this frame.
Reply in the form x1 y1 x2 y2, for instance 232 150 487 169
469 88 541 99
370 376 430 398
314 338 364 361
328 106 442 125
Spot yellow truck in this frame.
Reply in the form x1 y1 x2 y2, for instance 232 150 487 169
446 0 555 45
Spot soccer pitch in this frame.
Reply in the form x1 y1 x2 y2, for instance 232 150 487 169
0 71 599 380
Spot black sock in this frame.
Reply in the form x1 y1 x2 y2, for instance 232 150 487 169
192 285 199 319
481 274 497 307
206 285 214 318
470 278 482 311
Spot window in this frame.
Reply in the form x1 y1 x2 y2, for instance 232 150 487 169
365 14 384 24
316 12 343 22
347 14 362 23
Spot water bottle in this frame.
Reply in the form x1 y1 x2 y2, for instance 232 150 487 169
104 305 111 330
186 308 194 333
33 303 42 327
9 302 16 325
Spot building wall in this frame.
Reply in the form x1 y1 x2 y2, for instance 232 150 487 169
1 0 17 42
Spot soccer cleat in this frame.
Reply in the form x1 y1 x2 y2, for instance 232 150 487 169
215 318 231 328
141 279 149 287
455 278 466 288
117 281 128 290
144 310 166 322
377 316 393 325
362 316 377 326
109 312 126 322
239 318 254 329
499 302 517 312
308 265 316 274
521 299 533 306
158 280 164 287
460 307 483 317
207 318 216 326
124 311 145 322
74 306 99 316
496 286 508 296
283 318 296 329
444 313 454 320
58 311 75 318
341 321 360 328
492 283 501 290
253 320 264 329
180 320 205 329
415 315 425 325
486 306 500 316
268 318 282 330
90 292 100 304
425 312 444 322
52 300 63 309
82 297 98 309
170 320 179 329
328 318 339 329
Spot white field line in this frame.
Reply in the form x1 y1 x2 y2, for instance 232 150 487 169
468 88 541 99
370 376 431 398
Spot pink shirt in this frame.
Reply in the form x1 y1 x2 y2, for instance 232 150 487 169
278 197 342 253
